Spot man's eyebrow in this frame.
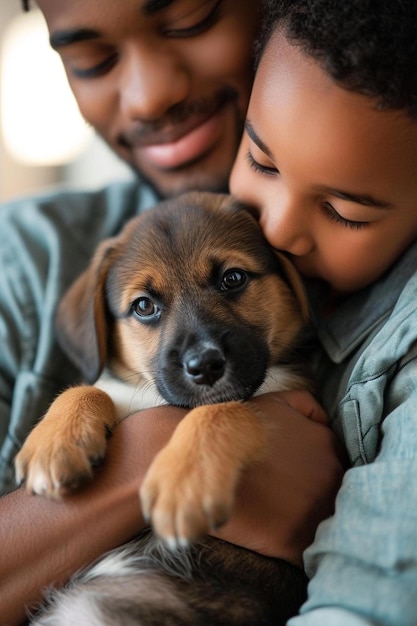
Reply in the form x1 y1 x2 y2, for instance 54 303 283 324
322 188 394 209
50 29 99 50
244 120 274 160
49 1 176 49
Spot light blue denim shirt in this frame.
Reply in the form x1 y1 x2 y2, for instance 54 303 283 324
290 241 417 626
0 180 159 494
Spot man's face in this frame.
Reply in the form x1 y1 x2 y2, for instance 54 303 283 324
36 0 259 198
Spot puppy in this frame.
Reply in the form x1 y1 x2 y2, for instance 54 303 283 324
16 192 312 625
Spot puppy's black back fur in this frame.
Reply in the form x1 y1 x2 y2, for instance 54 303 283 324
35 532 307 626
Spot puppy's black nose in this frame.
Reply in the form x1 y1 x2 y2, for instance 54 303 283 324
184 348 226 386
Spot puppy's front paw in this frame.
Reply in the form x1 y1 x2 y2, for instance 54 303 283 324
15 386 116 498
140 440 235 549
15 430 108 499
140 402 266 549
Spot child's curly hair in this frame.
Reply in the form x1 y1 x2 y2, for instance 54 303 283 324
259 0 417 119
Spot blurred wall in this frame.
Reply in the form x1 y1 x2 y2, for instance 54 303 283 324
0 3 133 204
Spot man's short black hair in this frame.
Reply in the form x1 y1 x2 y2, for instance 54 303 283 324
259 0 417 119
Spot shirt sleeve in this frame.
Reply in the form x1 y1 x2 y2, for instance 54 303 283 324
0 200 72 493
289 352 417 626
0 181 159 494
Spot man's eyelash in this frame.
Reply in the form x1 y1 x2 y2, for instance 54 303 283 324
72 1 223 79
72 53 118 79
164 0 223 38
245 151 278 176
322 202 369 230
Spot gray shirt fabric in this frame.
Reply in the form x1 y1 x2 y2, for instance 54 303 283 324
0 180 159 493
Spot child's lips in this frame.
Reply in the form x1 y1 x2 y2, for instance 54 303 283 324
135 107 226 170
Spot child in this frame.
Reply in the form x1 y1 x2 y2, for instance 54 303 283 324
231 0 417 624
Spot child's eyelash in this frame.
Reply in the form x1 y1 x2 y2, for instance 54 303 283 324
322 202 369 230
245 151 278 176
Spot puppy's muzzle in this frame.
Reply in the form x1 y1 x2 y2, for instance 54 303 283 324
156 321 270 408
184 346 226 386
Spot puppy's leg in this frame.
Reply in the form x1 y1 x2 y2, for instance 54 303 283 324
15 386 117 498
140 402 265 547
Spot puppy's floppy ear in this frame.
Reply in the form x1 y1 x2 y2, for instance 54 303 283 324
275 252 310 322
56 237 120 384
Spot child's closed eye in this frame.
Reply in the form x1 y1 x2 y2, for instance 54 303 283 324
322 201 369 230
245 151 278 176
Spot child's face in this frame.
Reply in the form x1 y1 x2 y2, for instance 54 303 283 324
230 31 417 293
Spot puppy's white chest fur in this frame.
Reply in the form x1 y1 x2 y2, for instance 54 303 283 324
95 365 302 422
94 370 167 421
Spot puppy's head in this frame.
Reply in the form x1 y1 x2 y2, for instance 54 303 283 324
57 192 308 407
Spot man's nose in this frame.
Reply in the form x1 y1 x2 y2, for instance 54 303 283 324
119 43 190 121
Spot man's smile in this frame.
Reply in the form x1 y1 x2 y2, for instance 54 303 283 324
118 92 236 171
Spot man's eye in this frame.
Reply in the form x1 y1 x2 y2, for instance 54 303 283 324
71 52 119 79
163 0 223 38
246 151 278 176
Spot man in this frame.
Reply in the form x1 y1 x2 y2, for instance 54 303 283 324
0 2 344 623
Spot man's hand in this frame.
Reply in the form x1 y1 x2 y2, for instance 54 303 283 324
215 391 346 567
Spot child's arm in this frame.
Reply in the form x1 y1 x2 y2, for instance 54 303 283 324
289 363 417 625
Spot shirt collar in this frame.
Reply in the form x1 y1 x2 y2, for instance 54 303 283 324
305 241 417 363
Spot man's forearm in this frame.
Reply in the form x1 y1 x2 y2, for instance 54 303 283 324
0 407 183 625
0 393 344 625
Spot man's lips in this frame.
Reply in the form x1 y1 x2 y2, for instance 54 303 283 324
141 109 226 169
121 104 229 171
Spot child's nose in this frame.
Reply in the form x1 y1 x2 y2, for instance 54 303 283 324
259 201 314 257
119 43 190 122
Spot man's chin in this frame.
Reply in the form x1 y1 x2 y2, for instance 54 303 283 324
130 162 231 199
164 176 230 198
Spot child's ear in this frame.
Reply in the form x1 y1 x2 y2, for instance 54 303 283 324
275 251 310 322
55 237 121 384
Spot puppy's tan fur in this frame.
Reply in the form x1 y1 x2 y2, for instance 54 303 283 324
16 192 310 547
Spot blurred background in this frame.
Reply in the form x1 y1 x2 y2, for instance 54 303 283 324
0 3 133 203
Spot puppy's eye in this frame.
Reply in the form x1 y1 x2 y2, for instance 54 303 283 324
131 297 160 321
220 269 248 291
